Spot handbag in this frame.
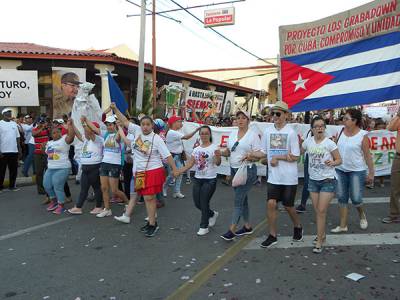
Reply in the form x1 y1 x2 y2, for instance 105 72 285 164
135 134 155 191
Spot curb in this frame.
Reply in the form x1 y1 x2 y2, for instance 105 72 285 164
3 175 76 188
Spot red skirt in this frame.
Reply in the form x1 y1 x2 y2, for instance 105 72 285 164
137 167 166 196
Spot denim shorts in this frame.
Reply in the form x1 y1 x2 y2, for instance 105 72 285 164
99 162 122 178
335 169 366 207
308 178 337 193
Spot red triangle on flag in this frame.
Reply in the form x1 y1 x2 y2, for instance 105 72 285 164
281 59 334 109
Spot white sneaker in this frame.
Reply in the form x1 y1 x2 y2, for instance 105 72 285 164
330 226 348 233
208 211 219 227
162 184 167 197
114 214 130 224
360 218 368 230
173 193 185 199
96 209 112 218
197 228 209 236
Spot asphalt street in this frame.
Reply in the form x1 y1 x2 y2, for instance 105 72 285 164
0 177 399 300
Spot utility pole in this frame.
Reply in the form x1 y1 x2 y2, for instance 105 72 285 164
136 0 146 111
152 0 157 116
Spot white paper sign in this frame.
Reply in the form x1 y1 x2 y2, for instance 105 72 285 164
0 70 39 106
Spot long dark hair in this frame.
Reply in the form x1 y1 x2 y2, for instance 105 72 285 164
199 125 213 143
346 108 362 127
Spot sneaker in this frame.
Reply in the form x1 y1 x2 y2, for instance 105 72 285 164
8 187 20 192
53 204 65 215
162 185 167 197
68 207 82 215
197 227 209 236
235 226 254 236
313 246 323 254
208 211 219 227
140 222 150 233
90 207 103 215
186 177 191 185
293 226 303 241
168 179 175 186
260 234 278 248
145 223 159 237
114 214 131 224
330 226 348 233
46 200 58 211
296 204 306 213
220 230 236 241
360 218 368 230
382 216 400 224
312 236 326 245
96 209 112 218
173 193 185 199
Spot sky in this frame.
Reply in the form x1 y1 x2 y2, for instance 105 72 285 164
1 0 371 71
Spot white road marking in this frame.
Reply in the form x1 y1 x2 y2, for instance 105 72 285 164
0 217 74 241
244 232 400 250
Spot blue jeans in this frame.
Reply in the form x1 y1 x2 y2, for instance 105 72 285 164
166 155 184 193
336 169 366 207
231 164 257 225
43 168 70 203
23 144 35 176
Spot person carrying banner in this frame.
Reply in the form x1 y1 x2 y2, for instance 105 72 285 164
249 101 303 248
301 116 342 253
219 110 261 241
331 109 374 233
382 108 400 224
164 116 200 199
43 119 75 214
174 125 221 236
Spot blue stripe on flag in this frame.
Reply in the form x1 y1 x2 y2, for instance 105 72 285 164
291 85 400 112
285 31 400 66
328 58 400 83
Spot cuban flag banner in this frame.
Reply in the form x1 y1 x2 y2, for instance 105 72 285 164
279 0 400 112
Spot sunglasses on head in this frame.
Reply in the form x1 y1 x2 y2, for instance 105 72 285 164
231 141 239 152
271 111 282 117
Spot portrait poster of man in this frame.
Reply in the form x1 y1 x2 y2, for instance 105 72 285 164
52 67 86 118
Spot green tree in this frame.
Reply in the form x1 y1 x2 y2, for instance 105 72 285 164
130 78 162 117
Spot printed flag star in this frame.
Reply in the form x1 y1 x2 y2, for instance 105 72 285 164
292 73 309 92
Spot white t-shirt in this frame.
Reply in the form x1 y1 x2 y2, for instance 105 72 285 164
0 120 20 153
336 130 368 172
102 132 122 165
192 144 218 179
166 129 184 154
262 124 300 185
45 136 71 169
80 135 104 165
302 136 337 180
22 124 33 145
132 132 171 172
227 129 262 168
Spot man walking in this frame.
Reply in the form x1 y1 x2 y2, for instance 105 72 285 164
250 101 303 248
382 108 400 224
0 108 21 192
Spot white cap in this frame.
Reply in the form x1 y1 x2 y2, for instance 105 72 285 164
53 119 64 124
1 107 12 114
105 115 117 123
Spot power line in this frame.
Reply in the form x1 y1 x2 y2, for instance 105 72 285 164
126 0 181 23
167 0 277 67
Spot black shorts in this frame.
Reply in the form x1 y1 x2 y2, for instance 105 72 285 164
267 183 298 207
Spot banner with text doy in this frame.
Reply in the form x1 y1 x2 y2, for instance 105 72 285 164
0 70 39 106
184 87 225 118
181 122 397 177
279 0 400 112
52 67 86 118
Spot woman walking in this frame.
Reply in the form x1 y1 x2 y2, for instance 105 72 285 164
111 104 178 237
174 126 221 236
301 116 342 253
44 119 75 214
96 115 129 218
331 109 374 233
220 110 261 241
68 117 104 215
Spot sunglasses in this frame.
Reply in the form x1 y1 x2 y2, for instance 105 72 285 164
271 111 282 117
231 141 239 152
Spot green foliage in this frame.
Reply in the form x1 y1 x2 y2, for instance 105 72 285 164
130 78 153 116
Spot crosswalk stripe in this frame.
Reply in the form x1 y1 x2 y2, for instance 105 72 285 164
244 232 400 250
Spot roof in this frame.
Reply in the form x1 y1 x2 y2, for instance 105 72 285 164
185 65 276 73
0 42 258 95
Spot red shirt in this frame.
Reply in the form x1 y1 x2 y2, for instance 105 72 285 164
33 126 50 154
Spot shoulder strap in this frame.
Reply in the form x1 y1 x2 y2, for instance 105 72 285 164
336 128 344 144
